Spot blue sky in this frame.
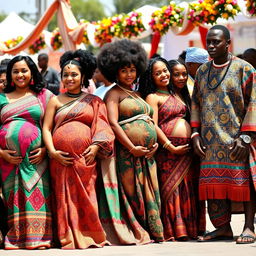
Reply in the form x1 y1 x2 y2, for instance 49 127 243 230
0 0 114 16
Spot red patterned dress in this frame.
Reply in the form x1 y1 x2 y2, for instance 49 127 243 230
50 93 114 249
156 95 203 240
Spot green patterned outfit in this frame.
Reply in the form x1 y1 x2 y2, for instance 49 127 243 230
0 89 53 249
100 95 164 244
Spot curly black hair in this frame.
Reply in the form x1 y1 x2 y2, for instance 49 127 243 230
4 55 44 93
97 39 148 83
139 57 174 99
59 49 96 88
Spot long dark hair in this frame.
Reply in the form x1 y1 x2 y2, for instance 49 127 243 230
168 59 191 107
168 59 191 121
139 57 174 99
5 55 44 93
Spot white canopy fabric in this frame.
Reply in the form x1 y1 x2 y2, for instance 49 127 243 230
0 12 53 51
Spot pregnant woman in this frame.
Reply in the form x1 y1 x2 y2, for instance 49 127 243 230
140 57 204 241
97 39 164 244
43 49 114 249
0 56 53 249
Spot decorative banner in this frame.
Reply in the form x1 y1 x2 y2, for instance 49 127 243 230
0 0 59 55
198 26 209 48
87 23 99 47
149 32 161 58
1 0 256 54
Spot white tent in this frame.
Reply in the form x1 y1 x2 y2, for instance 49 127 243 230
162 13 256 60
0 12 53 52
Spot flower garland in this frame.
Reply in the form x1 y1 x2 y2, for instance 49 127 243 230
2 0 255 50
245 0 256 15
188 0 240 25
50 28 63 50
122 12 145 38
149 2 184 35
94 14 125 46
4 36 23 49
28 34 46 54
79 19 90 45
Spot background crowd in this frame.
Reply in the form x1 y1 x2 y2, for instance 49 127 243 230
0 24 255 250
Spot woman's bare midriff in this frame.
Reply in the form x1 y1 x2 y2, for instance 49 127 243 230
171 118 191 138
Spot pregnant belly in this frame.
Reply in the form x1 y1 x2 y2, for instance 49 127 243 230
170 118 191 138
0 121 41 156
53 121 91 156
121 120 157 149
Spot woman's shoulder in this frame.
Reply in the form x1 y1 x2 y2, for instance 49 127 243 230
79 93 106 106
37 88 55 106
145 92 161 103
104 85 121 100
40 88 54 96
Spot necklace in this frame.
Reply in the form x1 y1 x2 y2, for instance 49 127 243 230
65 91 83 98
156 89 170 95
207 55 233 90
117 85 134 93
213 59 230 67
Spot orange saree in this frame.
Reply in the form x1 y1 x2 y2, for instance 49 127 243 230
50 93 114 249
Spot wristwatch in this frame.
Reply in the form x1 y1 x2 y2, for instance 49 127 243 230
239 134 252 144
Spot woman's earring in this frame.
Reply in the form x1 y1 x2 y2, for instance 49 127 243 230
30 79 34 86
11 81 15 87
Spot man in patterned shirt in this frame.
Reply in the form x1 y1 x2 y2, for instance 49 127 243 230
191 25 256 244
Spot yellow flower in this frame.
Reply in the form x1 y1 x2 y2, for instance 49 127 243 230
232 9 237 15
222 12 229 19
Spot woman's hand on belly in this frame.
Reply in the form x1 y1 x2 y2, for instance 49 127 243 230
129 145 150 157
167 143 191 155
81 144 99 165
29 147 46 165
0 149 22 165
145 143 158 159
49 150 75 166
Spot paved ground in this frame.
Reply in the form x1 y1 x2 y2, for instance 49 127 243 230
0 214 255 256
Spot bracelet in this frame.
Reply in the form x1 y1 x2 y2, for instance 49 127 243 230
163 140 171 149
191 132 199 139
129 147 136 153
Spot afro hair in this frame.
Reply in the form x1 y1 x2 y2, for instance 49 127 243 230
97 39 148 83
